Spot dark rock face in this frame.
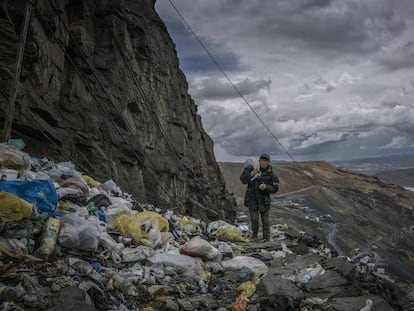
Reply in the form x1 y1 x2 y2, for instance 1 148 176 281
0 0 236 220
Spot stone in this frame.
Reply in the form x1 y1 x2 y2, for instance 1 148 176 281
257 270 303 305
304 270 360 299
326 296 394 311
46 286 93 311
325 256 355 278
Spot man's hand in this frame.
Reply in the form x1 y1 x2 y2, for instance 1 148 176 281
259 183 267 190
250 169 258 177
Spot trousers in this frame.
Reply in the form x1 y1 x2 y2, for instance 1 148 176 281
249 208 270 239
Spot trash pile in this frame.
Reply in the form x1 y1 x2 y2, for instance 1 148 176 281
1 141 414 311
0 142 262 310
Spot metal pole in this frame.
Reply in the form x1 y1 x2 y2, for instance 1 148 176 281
2 0 35 142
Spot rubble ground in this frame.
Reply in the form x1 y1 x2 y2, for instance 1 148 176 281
1 142 414 311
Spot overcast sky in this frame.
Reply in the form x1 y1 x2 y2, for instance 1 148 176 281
155 0 414 162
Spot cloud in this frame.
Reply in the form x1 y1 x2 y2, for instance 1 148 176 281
190 77 271 101
378 136 414 149
201 98 414 158
294 72 361 102
156 1 414 161
378 41 414 71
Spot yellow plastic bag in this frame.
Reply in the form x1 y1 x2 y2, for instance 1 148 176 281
208 220 247 242
178 217 197 227
81 175 100 188
0 144 30 170
116 211 169 247
238 281 256 298
0 191 33 223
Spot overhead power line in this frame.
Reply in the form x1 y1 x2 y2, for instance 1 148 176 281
167 0 337 208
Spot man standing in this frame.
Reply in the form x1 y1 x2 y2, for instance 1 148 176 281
240 153 279 241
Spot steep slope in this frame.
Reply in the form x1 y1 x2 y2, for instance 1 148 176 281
375 168 414 187
221 161 414 280
0 0 236 220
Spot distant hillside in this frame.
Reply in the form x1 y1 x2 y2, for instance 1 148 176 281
220 161 414 281
334 154 414 174
375 168 414 187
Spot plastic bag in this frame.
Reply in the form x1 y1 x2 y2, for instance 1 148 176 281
0 143 31 170
232 295 249 311
58 214 100 251
47 162 81 179
23 170 50 181
105 206 131 229
0 191 33 223
0 237 28 258
243 157 259 170
100 232 123 250
81 175 100 188
148 253 203 273
7 139 25 150
100 232 124 254
207 220 247 242
88 194 111 208
57 187 83 199
180 236 221 261
35 217 60 257
0 179 58 215
103 180 121 195
58 177 89 198
116 211 169 248
109 197 133 209
0 169 18 181
221 256 268 281
238 281 256 298
122 246 154 262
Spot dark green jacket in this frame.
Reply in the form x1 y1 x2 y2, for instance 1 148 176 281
240 165 279 212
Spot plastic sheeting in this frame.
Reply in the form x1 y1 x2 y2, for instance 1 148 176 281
0 179 58 215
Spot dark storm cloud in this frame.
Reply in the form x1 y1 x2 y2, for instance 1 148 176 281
191 77 271 101
379 42 414 71
184 0 408 54
156 0 414 161
155 2 245 74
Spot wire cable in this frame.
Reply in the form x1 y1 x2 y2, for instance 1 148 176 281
167 0 337 207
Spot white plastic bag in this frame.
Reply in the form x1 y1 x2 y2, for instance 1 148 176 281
147 253 203 273
180 236 221 261
103 180 121 195
243 157 259 171
122 246 154 262
221 256 268 280
109 197 133 209
58 214 100 251
105 206 131 229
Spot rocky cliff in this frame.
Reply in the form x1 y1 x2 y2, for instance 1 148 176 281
0 0 236 220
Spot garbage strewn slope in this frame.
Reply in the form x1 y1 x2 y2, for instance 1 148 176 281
1 142 414 311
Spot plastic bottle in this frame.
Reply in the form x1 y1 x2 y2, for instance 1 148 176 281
301 264 324 283
113 275 130 291
36 217 60 257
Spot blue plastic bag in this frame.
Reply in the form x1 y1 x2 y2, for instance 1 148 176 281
0 179 58 215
